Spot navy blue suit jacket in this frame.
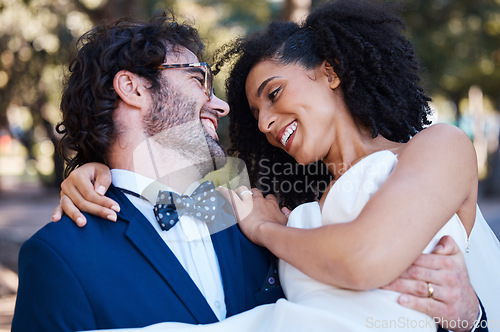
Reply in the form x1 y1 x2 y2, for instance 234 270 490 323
12 185 283 331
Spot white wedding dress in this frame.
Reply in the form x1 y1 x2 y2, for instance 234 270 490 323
93 150 500 332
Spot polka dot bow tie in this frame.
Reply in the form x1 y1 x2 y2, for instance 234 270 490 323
153 181 218 231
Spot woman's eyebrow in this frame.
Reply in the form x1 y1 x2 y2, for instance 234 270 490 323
257 76 280 97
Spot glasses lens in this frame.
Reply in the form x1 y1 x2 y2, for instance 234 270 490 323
157 62 213 100
205 64 214 100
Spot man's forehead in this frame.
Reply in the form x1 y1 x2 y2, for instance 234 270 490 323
164 45 199 64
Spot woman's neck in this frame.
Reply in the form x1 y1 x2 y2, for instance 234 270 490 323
322 127 403 179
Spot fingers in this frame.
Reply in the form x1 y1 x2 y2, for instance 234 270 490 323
218 186 253 203
396 292 478 331
281 207 292 218
61 178 119 224
385 276 448 320
397 292 447 319
239 190 254 197
92 162 113 195
383 256 455 302
62 180 120 214
409 254 442 271
393 259 460 290
60 164 119 223
51 204 63 222
387 237 479 329
383 277 443 301
60 194 88 227
61 162 119 212
218 186 250 201
264 194 281 211
265 193 277 201
228 186 265 202
234 186 254 201
404 253 449 272
66 184 119 222
217 186 254 222
431 235 460 255
251 187 264 198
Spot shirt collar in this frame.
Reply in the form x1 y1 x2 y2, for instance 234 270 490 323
111 169 201 203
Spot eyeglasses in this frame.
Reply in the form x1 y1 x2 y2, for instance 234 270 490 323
157 62 214 100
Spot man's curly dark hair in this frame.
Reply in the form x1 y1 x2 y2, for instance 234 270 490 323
214 0 432 208
56 12 205 178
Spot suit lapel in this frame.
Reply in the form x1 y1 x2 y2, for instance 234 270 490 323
107 186 218 324
210 200 247 317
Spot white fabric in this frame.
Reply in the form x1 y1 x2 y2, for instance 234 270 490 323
111 169 227 321
94 153 500 331
464 206 500 330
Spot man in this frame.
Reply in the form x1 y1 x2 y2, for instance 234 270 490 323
13 12 487 332
12 13 282 331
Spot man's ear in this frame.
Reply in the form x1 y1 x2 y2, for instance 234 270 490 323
322 61 341 90
113 70 148 109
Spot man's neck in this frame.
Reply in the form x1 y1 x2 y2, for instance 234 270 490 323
109 139 212 194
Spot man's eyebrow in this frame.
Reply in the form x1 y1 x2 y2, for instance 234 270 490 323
185 67 205 76
257 76 280 97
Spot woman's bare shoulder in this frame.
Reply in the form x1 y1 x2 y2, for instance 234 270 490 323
400 123 476 162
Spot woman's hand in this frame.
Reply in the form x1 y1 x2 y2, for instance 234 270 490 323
218 186 288 246
52 162 119 226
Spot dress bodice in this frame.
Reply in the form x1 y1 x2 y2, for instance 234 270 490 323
280 150 469 330
280 150 500 330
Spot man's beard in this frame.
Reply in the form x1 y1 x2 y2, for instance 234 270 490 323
142 80 227 176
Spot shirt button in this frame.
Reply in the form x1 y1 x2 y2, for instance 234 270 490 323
215 301 221 308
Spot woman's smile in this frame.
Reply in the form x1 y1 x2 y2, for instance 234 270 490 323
277 120 297 149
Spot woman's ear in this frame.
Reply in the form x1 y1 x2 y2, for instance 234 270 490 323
113 70 147 109
322 61 341 90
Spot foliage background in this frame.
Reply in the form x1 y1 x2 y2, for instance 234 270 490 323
0 0 499 194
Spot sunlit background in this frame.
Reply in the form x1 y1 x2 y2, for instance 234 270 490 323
0 0 499 191
0 0 499 329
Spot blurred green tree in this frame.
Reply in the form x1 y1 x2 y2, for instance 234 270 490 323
0 0 278 187
400 0 500 117
0 0 498 189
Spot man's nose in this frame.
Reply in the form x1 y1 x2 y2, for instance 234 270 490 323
207 94 230 118
208 94 229 118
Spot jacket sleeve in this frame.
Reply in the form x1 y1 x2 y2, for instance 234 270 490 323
471 299 489 332
11 236 96 332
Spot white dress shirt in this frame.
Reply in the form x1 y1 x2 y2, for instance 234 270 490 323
111 169 226 321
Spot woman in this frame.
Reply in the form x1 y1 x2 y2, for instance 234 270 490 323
58 1 500 330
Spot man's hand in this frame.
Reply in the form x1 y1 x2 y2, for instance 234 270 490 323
383 236 479 332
